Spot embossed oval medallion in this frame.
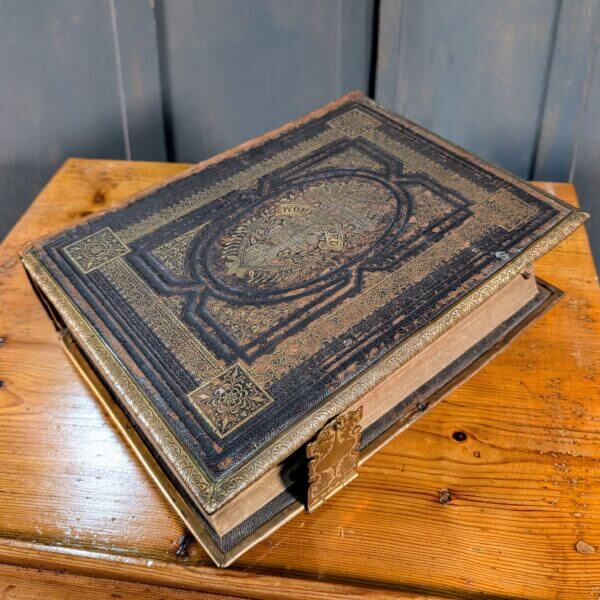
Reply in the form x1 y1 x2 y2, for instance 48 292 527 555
204 173 405 295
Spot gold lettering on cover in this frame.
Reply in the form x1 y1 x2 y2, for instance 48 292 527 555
221 177 395 288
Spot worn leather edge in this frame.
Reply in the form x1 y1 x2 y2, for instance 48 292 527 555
21 207 588 514
60 332 228 567
60 331 306 568
21 252 215 506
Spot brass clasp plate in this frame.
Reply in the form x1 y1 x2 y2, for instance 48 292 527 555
306 406 362 513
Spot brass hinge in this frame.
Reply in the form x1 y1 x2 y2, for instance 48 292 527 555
306 406 362 513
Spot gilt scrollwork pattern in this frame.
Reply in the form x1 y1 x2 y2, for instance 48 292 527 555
328 108 381 138
189 364 274 438
23 96 588 517
65 228 129 273
220 176 397 289
205 210 588 511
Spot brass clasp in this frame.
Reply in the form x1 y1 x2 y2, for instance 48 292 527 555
306 407 362 512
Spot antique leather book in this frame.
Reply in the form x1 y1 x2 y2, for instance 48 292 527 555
21 92 587 567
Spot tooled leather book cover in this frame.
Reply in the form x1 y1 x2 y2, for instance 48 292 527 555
21 92 587 564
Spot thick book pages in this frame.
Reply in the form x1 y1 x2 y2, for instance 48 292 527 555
21 92 587 565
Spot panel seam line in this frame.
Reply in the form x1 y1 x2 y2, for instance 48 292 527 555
110 0 132 160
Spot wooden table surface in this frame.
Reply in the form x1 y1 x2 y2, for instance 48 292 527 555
0 159 598 599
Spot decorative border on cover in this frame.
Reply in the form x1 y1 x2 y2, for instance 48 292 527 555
21 252 214 506
205 209 588 509
22 207 587 514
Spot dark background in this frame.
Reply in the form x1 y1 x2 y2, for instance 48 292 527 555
1 0 598 265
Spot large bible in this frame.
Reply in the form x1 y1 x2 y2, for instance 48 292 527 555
21 92 587 567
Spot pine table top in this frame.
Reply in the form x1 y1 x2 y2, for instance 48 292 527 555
0 158 598 599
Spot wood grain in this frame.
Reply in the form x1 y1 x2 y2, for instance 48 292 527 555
0 160 598 599
0 562 238 600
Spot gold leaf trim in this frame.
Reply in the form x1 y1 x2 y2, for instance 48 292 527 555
64 227 129 273
205 208 588 510
21 252 213 506
22 207 587 513
118 128 343 242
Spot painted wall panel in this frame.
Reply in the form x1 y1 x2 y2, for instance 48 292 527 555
155 0 374 162
112 0 167 161
570 38 600 262
375 0 560 178
0 0 598 266
533 0 600 182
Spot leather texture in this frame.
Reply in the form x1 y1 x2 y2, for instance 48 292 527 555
24 95 580 487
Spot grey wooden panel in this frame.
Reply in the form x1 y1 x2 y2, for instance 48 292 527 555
375 0 560 178
533 0 600 182
374 0 404 107
0 0 166 242
112 0 167 161
570 31 600 264
155 0 374 162
0 0 123 241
